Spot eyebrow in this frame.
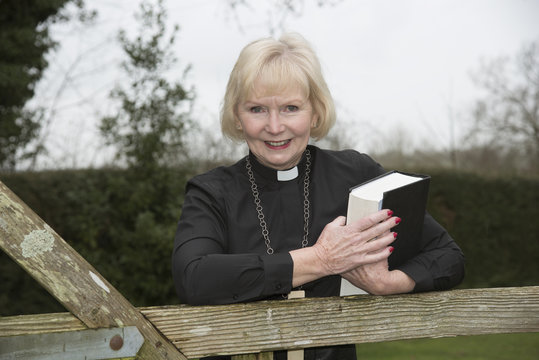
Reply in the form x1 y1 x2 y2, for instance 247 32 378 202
242 96 306 105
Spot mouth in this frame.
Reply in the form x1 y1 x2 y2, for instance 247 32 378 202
265 140 291 149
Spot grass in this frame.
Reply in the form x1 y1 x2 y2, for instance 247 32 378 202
355 333 539 359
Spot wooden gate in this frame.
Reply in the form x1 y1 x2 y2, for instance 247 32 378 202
1 180 538 359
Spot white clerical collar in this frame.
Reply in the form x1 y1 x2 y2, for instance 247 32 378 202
277 166 299 181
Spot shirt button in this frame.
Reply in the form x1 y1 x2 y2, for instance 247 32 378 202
275 283 282 290
233 294 239 300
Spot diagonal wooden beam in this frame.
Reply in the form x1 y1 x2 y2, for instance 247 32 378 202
0 180 186 360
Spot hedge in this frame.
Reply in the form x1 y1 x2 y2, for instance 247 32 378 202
1 167 192 315
0 168 537 316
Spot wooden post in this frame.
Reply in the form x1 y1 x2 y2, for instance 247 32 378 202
0 181 186 360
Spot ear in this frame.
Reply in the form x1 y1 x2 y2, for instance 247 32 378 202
311 114 319 128
235 120 243 130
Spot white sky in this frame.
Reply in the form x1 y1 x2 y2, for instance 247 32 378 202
33 0 539 168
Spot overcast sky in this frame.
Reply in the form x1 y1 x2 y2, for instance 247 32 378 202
33 0 539 168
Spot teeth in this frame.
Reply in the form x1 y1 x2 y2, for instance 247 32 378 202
267 140 289 146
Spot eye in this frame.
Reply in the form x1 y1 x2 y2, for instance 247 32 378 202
284 105 299 112
250 106 265 113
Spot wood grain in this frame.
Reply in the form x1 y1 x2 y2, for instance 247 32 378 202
142 286 539 358
3 287 537 359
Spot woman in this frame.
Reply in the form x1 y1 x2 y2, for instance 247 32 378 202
172 33 465 359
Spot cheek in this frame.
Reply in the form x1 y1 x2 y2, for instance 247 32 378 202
297 118 315 136
239 120 263 139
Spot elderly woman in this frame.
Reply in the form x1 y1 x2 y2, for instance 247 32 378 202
172 33 464 359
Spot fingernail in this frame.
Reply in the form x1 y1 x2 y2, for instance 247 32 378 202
393 232 398 239
387 210 393 217
395 217 401 224
389 246 394 253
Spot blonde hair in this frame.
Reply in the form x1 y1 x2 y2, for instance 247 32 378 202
220 33 336 141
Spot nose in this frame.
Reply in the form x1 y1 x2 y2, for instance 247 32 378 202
265 110 284 134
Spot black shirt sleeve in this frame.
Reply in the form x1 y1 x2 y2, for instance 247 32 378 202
172 178 294 305
397 213 465 292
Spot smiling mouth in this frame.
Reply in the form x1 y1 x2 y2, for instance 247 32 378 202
265 140 291 147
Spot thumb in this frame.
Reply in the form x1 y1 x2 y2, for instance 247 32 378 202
331 216 347 227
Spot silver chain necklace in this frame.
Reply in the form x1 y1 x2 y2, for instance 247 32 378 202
245 149 311 255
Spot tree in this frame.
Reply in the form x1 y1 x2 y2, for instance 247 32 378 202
0 0 67 171
468 41 539 172
99 0 193 171
0 0 93 171
95 0 194 306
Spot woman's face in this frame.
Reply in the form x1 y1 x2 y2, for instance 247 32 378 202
236 83 318 171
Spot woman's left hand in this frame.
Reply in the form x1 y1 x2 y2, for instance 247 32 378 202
341 260 415 295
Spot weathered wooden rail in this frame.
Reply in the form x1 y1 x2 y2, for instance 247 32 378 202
2 287 539 359
1 179 538 359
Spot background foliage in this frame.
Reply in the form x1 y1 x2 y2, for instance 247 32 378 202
0 166 193 315
0 0 95 171
1 167 537 316
0 0 70 170
100 0 194 170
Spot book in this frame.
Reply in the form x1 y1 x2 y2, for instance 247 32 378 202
340 170 431 296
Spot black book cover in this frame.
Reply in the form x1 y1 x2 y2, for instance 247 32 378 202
372 171 430 269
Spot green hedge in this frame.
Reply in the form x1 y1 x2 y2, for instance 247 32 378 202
0 167 192 315
1 168 538 316
426 171 539 289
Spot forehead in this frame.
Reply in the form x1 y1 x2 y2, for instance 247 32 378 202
246 78 307 102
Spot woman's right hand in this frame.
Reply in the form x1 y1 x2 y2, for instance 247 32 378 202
312 210 399 275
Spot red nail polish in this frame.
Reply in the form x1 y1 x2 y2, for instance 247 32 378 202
395 217 401 224
387 210 394 217
389 246 394 253
393 232 398 239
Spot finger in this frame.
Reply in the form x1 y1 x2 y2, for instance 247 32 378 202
342 232 395 269
363 245 394 264
364 232 397 253
360 216 401 242
349 209 394 232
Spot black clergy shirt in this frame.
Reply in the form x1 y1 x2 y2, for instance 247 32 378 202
172 145 465 360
